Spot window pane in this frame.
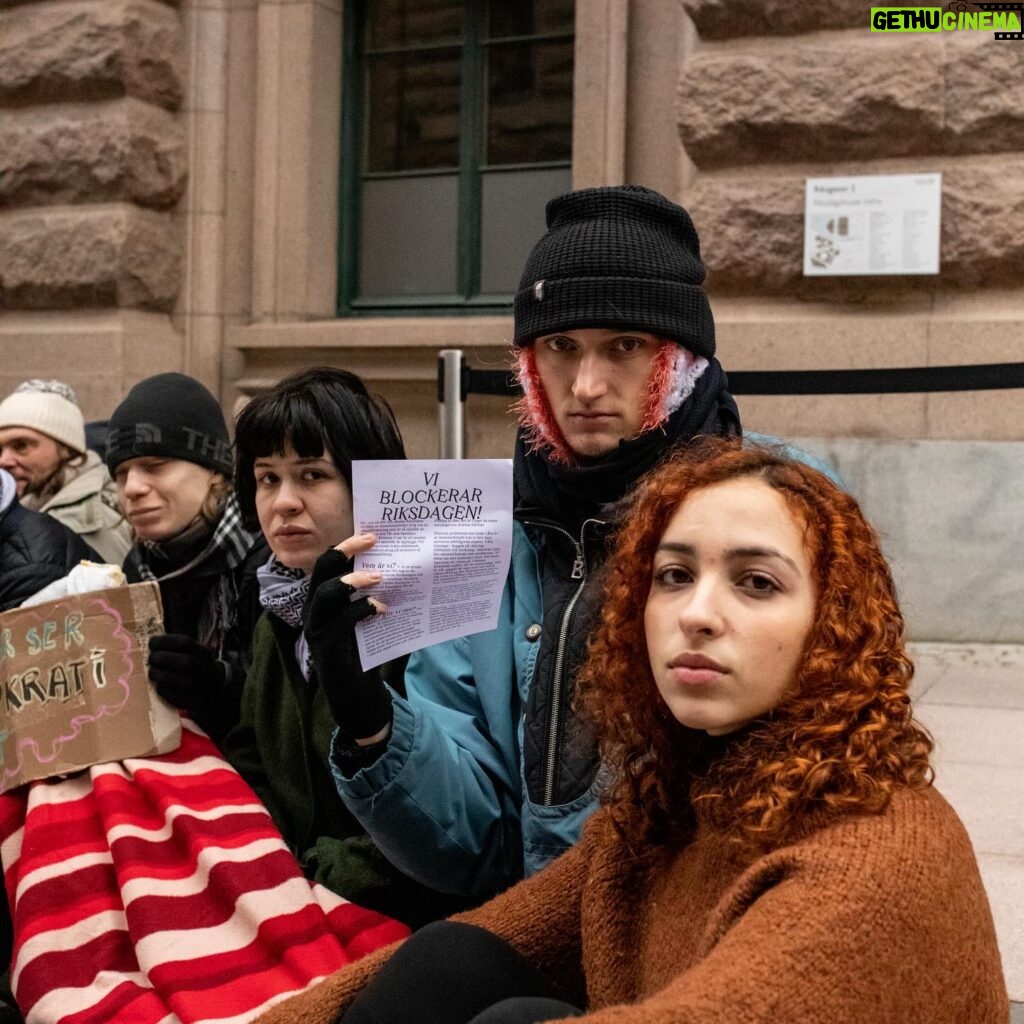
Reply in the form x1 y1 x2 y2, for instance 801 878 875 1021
359 175 459 297
366 50 461 172
367 0 462 49
479 167 572 294
486 39 573 165
488 0 574 38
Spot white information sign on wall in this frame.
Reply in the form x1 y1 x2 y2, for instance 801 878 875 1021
351 459 513 671
803 173 942 276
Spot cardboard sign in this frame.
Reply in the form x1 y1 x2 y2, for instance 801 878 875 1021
0 582 181 794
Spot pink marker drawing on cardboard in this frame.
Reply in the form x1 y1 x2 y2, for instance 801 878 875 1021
0 583 179 792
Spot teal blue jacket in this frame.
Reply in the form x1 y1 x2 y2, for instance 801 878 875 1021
331 523 598 900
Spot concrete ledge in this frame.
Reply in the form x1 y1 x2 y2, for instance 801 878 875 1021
796 437 1024 643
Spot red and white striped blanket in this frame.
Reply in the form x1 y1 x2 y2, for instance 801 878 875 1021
0 721 408 1023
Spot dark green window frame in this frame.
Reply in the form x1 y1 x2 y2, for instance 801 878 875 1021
337 1 574 316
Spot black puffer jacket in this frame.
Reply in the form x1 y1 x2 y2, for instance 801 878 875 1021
0 500 97 612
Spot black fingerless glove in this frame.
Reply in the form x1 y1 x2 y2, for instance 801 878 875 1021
148 633 226 720
302 547 392 741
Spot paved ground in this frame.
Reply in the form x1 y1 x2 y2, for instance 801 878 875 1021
911 642 1024 1016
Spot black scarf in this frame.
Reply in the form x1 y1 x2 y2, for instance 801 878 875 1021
138 515 215 575
126 494 262 651
514 357 740 527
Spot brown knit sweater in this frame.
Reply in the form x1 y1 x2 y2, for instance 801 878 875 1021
254 786 1007 1024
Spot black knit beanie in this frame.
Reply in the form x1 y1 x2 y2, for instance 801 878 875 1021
512 184 715 358
105 372 233 475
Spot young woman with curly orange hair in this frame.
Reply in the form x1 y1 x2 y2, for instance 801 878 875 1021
253 441 1007 1024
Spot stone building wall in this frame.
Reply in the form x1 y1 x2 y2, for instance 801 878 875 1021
682 5 1024 296
668 0 1024 641
0 0 188 416
675 0 1024 442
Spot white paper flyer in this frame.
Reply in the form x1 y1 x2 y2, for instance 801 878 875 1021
351 459 514 671
804 173 941 276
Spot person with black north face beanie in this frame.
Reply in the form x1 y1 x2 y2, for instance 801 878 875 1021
106 373 269 744
306 185 741 909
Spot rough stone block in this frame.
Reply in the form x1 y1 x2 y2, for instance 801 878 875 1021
689 158 1024 294
678 35 945 167
688 175 805 293
0 99 186 209
0 205 182 311
681 0 882 39
679 33 1024 168
0 0 181 7
944 33 1024 155
0 0 183 109
941 163 1024 286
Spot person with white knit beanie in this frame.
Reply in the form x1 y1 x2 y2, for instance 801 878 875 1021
0 379 131 564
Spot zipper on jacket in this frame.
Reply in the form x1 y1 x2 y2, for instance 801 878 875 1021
524 518 600 806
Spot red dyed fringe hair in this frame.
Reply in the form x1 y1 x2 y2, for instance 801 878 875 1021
576 437 934 858
513 341 678 464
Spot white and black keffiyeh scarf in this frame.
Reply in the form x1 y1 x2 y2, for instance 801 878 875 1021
257 556 313 680
257 556 309 628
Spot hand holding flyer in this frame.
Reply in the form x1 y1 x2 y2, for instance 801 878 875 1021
351 459 513 671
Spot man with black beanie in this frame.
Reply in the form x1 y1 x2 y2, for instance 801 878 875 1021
311 186 740 903
107 372 269 743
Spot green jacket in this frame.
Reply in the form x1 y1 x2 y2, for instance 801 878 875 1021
223 611 465 929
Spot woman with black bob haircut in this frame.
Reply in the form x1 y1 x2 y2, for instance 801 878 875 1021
226 366 463 927
233 366 402 536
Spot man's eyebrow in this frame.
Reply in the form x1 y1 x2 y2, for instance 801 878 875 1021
654 541 801 574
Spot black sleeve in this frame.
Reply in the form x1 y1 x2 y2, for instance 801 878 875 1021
0 504 96 611
121 546 144 583
208 539 270 744
227 540 270 676
0 564 68 612
60 526 99 567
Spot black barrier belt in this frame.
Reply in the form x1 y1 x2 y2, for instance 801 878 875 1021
724 363 1024 395
439 359 1024 401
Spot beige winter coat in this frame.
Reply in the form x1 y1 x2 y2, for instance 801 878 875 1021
22 451 131 564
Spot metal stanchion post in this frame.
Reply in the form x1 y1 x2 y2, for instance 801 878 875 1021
438 349 465 459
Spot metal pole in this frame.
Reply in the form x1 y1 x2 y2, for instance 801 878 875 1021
438 349 465 459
